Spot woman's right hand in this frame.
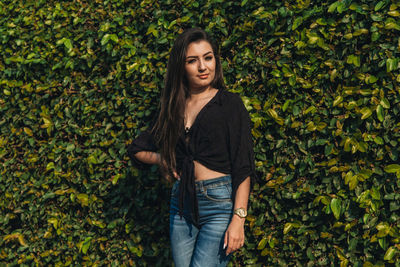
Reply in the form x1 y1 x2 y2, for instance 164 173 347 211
173 171 180 180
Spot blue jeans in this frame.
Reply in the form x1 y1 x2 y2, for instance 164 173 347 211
170 175 233 267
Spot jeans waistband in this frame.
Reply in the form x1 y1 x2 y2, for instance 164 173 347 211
195 175 231 192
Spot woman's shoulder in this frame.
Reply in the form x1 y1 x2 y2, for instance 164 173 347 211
219 89 245 106
219 89 248 115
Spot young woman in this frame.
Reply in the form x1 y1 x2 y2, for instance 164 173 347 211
127 28 255 266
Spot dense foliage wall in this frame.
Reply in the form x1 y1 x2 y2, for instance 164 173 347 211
1 0 400 266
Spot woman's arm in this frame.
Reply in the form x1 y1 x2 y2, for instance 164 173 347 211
224 176 250 255
134 151 179 180
134 151 161 165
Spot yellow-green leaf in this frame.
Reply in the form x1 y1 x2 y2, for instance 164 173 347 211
333 95 343 107
331 198 342 220
384 164 400 173
24 127 33 136
376 105 384 122
283 223 293 234
384 246 397 261
257 237 267 250
360 107 372 119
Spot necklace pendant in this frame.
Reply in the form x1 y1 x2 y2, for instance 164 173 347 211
185 127 190 134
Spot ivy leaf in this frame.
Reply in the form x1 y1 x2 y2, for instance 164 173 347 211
23 127 33 136
384 246 397 261
386 58 399 72
292 17 303 30
331 198 342 220
328 1 339 13
257 237 267 250
63 38 72 51
283 223 294 234
384 164 400 173
101 34 110 46
360 107 372 119
376 105 384 122
333 95 343 107
375 1 386 11
380 98 390 109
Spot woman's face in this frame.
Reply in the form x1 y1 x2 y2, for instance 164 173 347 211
184 40 216 91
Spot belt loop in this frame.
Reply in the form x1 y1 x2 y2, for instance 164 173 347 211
199 181 204 193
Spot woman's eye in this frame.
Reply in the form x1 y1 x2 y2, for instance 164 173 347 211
187 59 196 64
205 56 213 61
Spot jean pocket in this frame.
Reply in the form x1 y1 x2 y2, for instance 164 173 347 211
204 184 232 202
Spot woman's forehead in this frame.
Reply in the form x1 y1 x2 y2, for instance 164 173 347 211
186 40 213 56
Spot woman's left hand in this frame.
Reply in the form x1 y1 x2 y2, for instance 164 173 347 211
223 215 245 256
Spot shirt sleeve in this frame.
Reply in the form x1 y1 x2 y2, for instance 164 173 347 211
228 95 256 196
126 129 158 169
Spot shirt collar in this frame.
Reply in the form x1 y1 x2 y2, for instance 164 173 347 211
213 88 224 106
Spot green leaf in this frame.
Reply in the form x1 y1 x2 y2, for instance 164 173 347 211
101 34 110 46
112 173 123 185
374 136 384 145
292 17 303 30
77 193 89 206
379 237 388 250
388 10 400 17
370 187 381 200
384 246 397 261
331 198 342 220
347 55 360 67
365 75 378 84
375 1 386 11
328 1 339 13
283 223 293 234
360 107 372 119
336 2 347 13
109 34 119 43
380 98 390 109
46 162 55 171
66 143 75 152
257 237 267 250
64 38 72 50
24 127 33 136
48 218 58 229
282 99 292 111
81 237 92 254
333 95 343 107
386 58 399 72
146 24 158 37
376 105 384 122
384 164 400 173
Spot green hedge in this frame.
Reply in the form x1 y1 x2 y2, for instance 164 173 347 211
1 0 400 266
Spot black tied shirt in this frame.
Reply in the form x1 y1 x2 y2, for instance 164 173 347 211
127 89 256 225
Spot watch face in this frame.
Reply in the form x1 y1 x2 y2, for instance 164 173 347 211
235 208 247 217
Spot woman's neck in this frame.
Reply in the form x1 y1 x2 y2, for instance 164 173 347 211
188 86 216 101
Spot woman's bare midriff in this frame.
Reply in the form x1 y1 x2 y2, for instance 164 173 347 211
193 160 228 181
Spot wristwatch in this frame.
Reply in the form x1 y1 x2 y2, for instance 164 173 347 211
234 208 247 218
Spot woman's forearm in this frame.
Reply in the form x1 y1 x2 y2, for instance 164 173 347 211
224 176 250 255
232 176 250 223
134 151 161 165
234 176 250 210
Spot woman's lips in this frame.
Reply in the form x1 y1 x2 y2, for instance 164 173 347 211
198 74 209 79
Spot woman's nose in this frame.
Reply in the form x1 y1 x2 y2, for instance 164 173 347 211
198 59 206 72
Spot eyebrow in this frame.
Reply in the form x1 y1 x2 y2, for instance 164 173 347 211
186 51 213 59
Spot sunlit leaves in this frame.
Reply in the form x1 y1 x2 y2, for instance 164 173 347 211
2 0 400 266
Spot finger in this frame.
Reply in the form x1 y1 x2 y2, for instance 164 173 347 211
224 232 228 251
227 238 239 254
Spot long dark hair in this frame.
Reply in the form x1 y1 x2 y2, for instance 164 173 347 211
151 28 226 179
